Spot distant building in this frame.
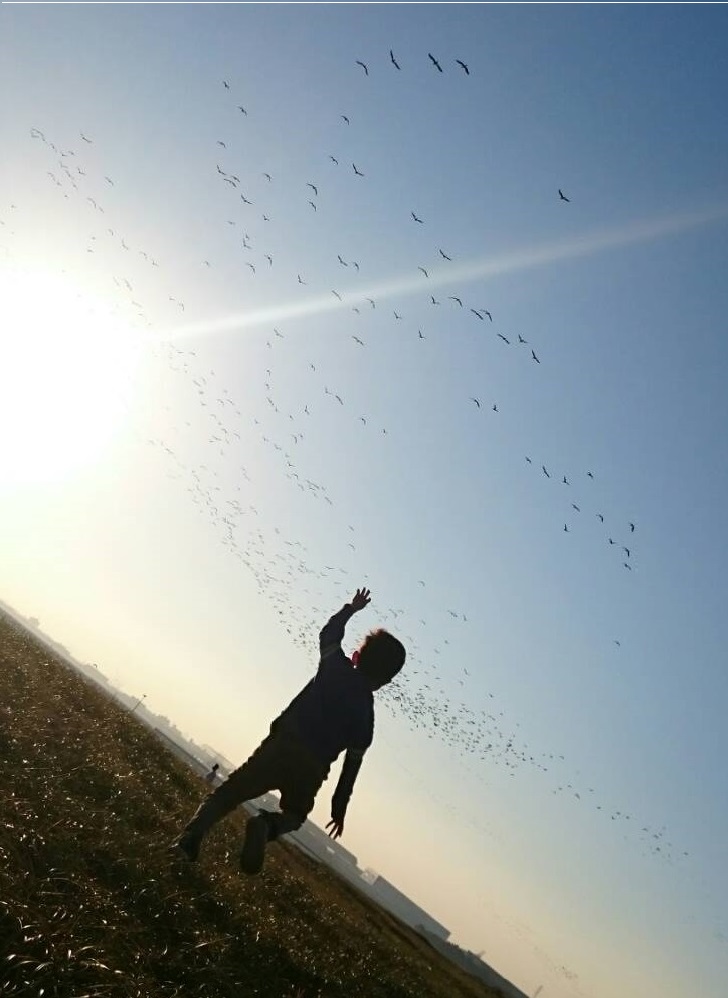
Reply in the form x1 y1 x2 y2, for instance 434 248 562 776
293 820 358 868
415 927 529 998
362 874 450 940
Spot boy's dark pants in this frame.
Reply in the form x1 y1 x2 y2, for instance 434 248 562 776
182 731 329 842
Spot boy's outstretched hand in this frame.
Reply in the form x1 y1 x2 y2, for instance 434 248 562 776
326 817 344 840
350 587 371 613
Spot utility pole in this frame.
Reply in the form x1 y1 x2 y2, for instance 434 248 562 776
130 693 147 714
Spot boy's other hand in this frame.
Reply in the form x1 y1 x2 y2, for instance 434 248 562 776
350 588 371 613
326 817 344 840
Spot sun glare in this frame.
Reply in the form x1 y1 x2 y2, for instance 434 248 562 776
0 265 142 486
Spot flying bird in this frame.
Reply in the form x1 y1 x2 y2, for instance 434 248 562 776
307 182 318 196
525 456 532 463
393 310 402 320
297 274 306 284
390 50 401 70
356 60 369 75
352 163 364 176
428 53 443 72
238 105 248 115
331 290 342 300
449 296 463 307
623 563 632 570
492 404 498 412
483 310 493 321
430 295 440 305
558 189 571 202
308 200 317 210
411 211 424 223
438 248 452 260
518 334 528 344
329 155 339 164
587 471 595 479
223 80 230 89
352 336 365 346
418 266 429 278
629 522 635 532
455 59 470 75
596 513 604 522
572 504 581 512
471 398 481 408
542 465 550 478
563 475 569 485
216 140 226 147
341 115 350 124
418 329 425 339
531 349 540 363
564 524 569 532
497 333 510 344
338 254 348 266
623 547 631 558
470 308 484 320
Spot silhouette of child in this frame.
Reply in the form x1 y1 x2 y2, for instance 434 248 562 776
171 588 405 874
204 762 220 784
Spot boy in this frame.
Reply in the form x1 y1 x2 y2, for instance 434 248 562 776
171 587 405 874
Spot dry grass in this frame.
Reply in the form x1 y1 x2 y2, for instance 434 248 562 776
0 613 500 997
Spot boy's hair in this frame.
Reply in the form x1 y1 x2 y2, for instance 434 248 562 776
357 628 406 686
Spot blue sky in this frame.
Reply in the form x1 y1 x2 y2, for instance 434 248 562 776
2 5 728 997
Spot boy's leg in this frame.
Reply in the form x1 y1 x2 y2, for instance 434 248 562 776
173 735 282 857
239 737 327 875
264 739 329 840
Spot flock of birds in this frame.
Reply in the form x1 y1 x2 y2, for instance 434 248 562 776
3 49 690 874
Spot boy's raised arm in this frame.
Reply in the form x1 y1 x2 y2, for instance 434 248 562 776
319 587 371 660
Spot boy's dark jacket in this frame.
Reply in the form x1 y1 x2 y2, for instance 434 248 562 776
271 604 372 822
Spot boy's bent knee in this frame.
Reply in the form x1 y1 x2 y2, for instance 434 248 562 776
282 811 306 831
266 809 306 840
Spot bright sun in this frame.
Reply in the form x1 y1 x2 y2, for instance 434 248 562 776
0 264 142 486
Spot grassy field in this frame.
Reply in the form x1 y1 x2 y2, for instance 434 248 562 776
0 612 501 998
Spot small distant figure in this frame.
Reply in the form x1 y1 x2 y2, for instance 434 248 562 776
171 588 405 875
204 763 220 784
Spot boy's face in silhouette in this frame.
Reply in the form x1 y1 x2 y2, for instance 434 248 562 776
351 647 394 692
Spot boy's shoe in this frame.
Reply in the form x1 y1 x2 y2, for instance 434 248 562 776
239 814 269 875
169 831 202 862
